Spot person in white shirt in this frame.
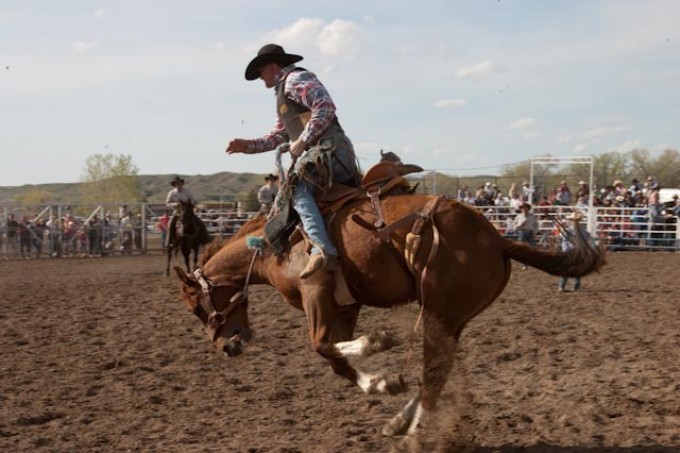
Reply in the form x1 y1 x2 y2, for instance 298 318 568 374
514 202 539 246
257 174 279 216
165 176 198 247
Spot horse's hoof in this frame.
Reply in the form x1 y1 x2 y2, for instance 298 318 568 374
369 330 401 353
390 435 422 453
386 373 408 395
382 412 410 436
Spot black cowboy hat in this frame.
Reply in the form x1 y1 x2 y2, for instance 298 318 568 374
245 44 303 81
170 176 185 187
264 173 278 181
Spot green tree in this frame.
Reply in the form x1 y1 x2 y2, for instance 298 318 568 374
568 151 628 188
628 148 680 187
649 149 680 187
80 153 141 203
500 156 555 200
16 188 56 206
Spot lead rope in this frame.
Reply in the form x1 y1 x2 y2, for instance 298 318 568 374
242 248 260 298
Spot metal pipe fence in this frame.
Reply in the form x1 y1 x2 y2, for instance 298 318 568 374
0 202 677 260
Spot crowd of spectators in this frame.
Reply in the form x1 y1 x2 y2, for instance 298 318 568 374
0 203 256 260
0 207 151 259
455 175 679 251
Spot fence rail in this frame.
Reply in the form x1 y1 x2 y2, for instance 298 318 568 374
1 202 678 260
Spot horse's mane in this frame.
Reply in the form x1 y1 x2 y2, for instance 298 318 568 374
200 216 267 265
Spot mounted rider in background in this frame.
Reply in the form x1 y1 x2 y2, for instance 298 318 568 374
165 176 198 248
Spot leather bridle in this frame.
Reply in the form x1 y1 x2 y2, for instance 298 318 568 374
190 249 259 342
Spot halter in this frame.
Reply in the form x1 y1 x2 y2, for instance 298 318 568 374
191 249 260 342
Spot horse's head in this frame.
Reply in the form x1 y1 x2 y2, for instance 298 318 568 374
178 200 196 219
174 266 253 357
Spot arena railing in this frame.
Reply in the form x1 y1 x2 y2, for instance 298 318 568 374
0 202 677 259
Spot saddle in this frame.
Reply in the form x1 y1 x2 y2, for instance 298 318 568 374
263 161 424 255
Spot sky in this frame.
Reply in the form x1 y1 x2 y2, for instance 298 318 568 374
2 0 679 187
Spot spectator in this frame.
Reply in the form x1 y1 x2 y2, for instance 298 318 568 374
45 215 62 257
514 202 539 270
257 173 279 216
88 215 102 256
5 213 19 258
629 178 643 194
521 180 532 201
646 182 661 218
558 211 592 292
119 212 133 254
33 218 46 259
613 180 626 196
18 215 32 259
576 180 589 199
514 202 539 247
156 212 169 249
132 214 144 252
556 180 571 206
456 184 470 202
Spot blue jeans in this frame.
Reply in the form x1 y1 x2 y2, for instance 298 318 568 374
292 135 357 256
559 276 581 291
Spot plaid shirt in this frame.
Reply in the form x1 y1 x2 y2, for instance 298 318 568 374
246 65 337 153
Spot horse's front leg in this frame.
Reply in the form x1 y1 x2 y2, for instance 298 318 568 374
182 244 191 274
165 245 173 277
301 278 406 395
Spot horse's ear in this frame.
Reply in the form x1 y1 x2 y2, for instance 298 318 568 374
173 266 192 284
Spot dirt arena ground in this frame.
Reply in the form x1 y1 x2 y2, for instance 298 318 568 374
1 251 679 452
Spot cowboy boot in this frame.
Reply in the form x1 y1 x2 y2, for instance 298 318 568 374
300 254 338 279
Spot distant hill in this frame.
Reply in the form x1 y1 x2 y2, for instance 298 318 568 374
0 170 510 207
0 171 268 204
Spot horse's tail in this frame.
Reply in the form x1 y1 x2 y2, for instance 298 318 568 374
502 227 606 278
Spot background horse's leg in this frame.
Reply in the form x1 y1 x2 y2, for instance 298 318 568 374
165 245 173 277
192 244 200 271
182 242 191 274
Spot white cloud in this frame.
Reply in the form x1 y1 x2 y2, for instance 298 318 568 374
508 117 536 130
93 9 105 18
581 126 627 140
456 60 493 80
433 147 451 156
650 142 673 153
212 42 226 51
318 19 361 57
522 131 541 140
573 144 588 153
259 18 361 60
434 98 467 108
73 40 99 53
610 139 642 153
557 135 572 144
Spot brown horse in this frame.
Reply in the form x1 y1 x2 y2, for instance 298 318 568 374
174 193 604 441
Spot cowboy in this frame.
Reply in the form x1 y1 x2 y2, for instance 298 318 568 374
226 43 361 279
558 211 592 292
165 176 198 247
514 202 539 246
257 173 279 216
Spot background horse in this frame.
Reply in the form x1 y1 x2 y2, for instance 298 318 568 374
174 194 604 444
166 200 210 276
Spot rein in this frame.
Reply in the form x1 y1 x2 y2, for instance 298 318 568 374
191 249 260 341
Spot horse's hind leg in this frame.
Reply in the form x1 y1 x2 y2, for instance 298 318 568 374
383 314 460 438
